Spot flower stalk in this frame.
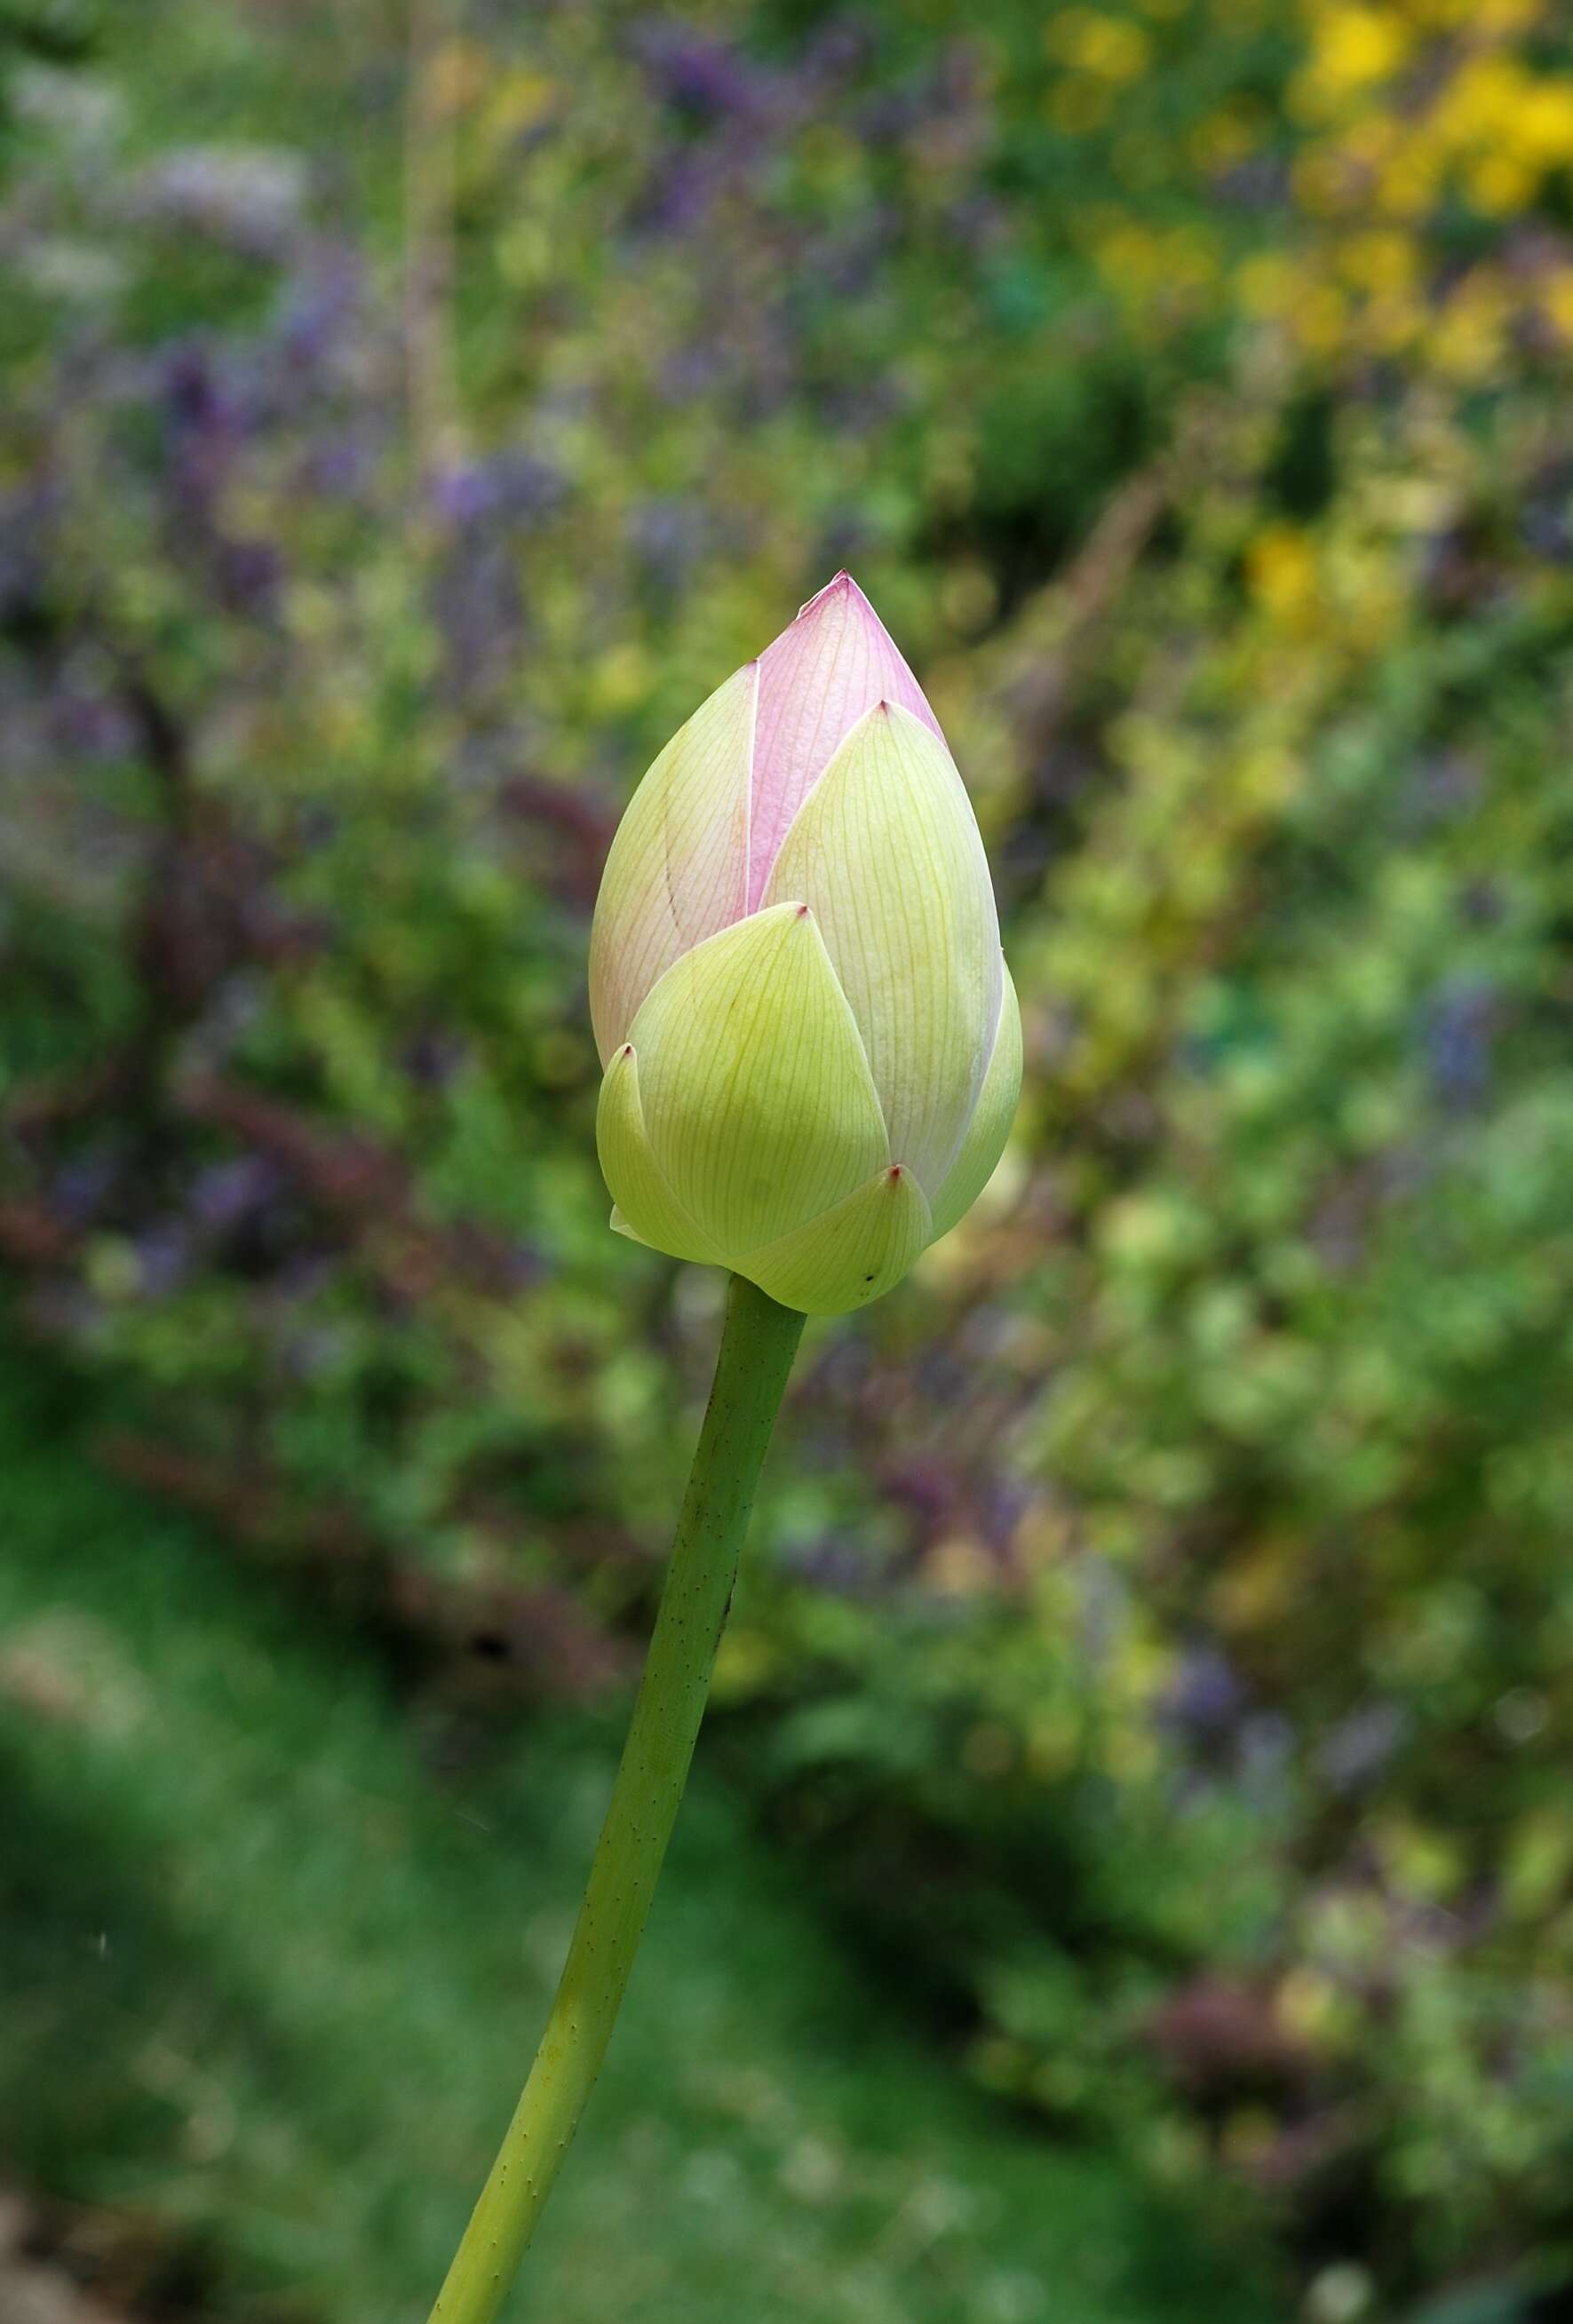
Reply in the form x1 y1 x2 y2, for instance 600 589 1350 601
427 1273 806 2324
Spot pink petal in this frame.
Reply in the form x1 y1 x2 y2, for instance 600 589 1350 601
745 573 942 910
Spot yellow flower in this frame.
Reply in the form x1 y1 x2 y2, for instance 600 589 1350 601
1291 278 1352 357
1542 268 1573 343
1094 222 1161 292
1297 4 1411 108
1375 144 1442 220
1426 281 1510 380
1337 228 1415 295
1434 55 1529 151
1294 147 1363 218
1515 81 1573 169
1045 9 1152 81
1158 222 1221 290
1188 103 1261 172
1236 251 1293 316
1247 526 1321 627
1466 150 1535 216
1473 0 1539 28
1364 293 1423 356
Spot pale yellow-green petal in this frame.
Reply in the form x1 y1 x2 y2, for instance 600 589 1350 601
926 960 1021 1242
761 703 1000 1200
588 662 757 1064
738 1163 933 1316
596 1041 727 1265
629 901 890 1257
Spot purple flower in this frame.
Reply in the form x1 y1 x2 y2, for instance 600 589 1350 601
133 1221 192 1297
1316 1702 1407 1793
1163 1647 1248 1740
1426 980 1497 1110
190 1155 283 1234
429 451 565 531
633 25 759 123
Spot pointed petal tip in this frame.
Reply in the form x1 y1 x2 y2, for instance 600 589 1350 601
759 701 999 1194
738 1160 933 1315
598 1039 727 1265
748 574 944 910
795 570 857 620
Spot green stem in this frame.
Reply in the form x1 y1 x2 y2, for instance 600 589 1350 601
427 1273 806 2324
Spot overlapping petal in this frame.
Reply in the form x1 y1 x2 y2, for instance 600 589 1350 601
588 662 756 1063
747 574 940 910
926 962 1021 1243
628 901 891 1257
595 1042 726 1264
761 703 1002 1199
739 1163 933 1316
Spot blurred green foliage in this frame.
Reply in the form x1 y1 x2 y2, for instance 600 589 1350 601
3 0 1573 2317
0 1336 1267 2324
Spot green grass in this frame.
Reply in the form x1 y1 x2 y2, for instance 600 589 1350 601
0 1337 1276 2324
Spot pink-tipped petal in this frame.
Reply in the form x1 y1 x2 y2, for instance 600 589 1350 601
760 702 1001 1199
588 662 757 1061
746 573 941 910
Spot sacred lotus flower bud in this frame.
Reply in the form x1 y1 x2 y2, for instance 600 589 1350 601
589 574 1021 1315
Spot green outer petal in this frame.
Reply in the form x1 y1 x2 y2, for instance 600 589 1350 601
761 703 1000 1199
596 1042 727 1264
588 662 757 1064
737 1162 933 1317
629 901 890 1258
926 958 1022 1242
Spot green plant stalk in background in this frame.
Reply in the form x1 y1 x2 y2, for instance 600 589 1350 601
428 1273 806 2324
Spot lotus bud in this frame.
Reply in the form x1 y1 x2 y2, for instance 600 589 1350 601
589 575 1021 1315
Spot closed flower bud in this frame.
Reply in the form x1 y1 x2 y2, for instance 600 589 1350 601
589 574 1021 1314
